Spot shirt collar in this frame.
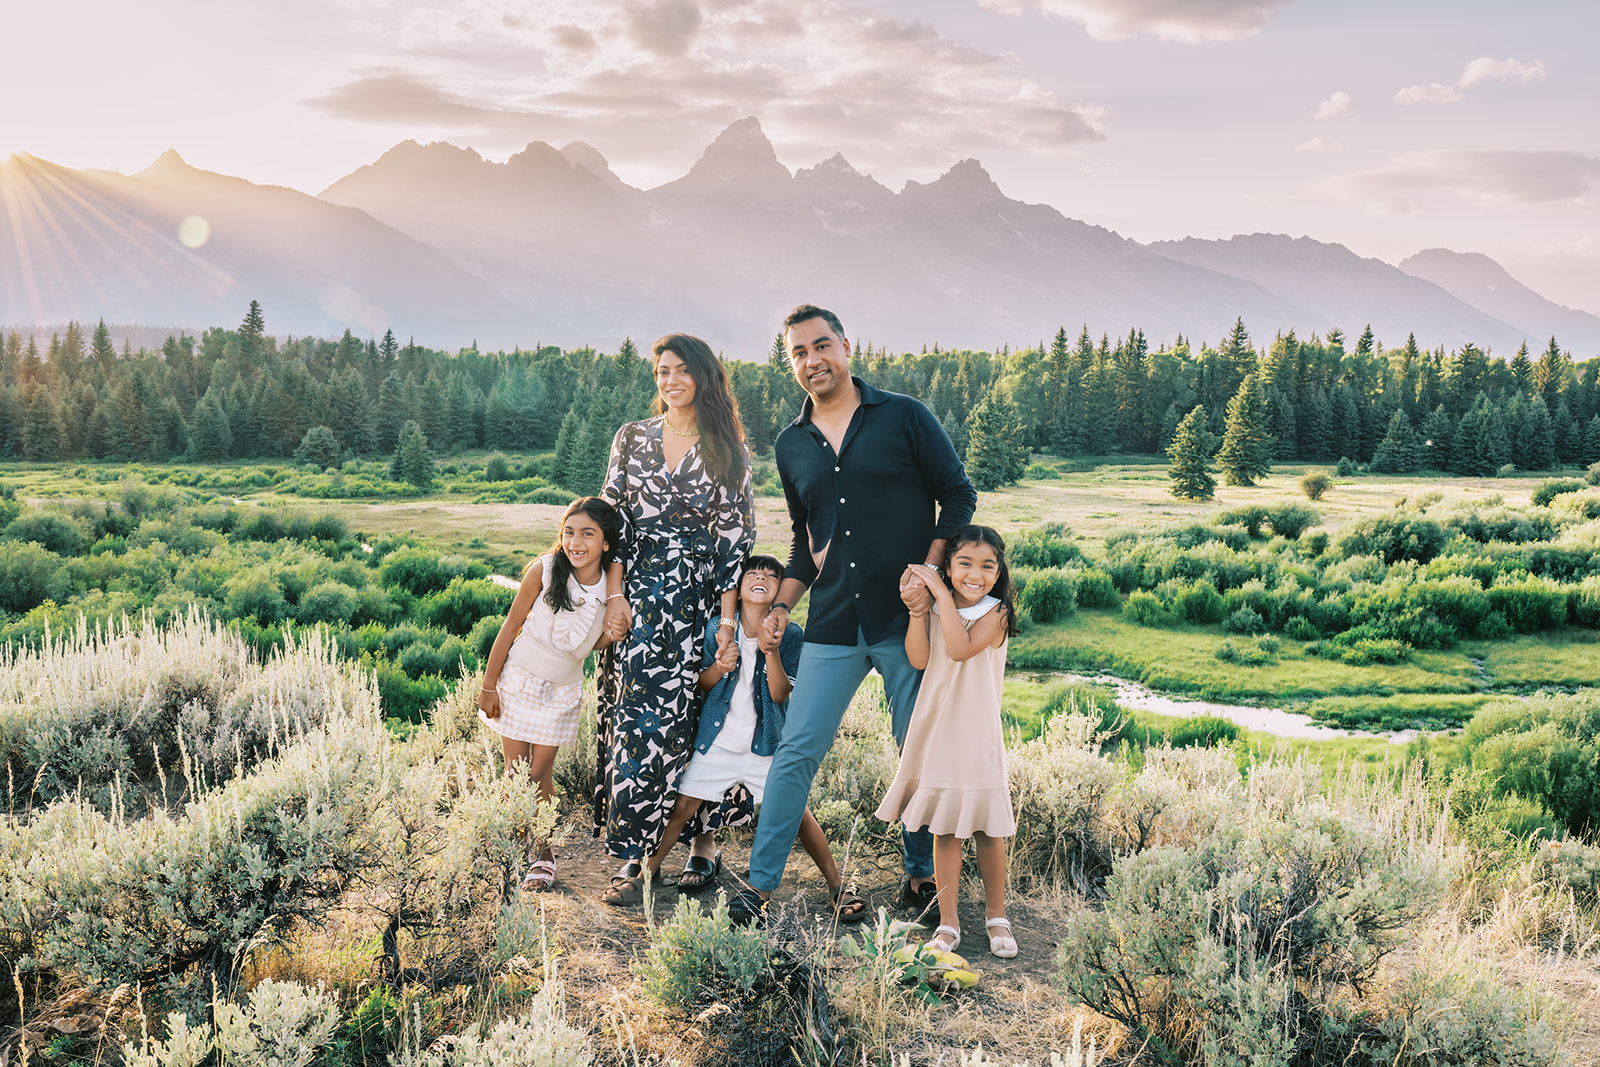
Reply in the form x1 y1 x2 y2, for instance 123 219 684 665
794 376 888 427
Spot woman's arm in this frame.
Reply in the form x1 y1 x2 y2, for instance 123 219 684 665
477 559 546 717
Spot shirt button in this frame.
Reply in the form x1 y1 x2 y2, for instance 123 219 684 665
846 530 852 536
839 497 845 503
854 593 860 598
850 562 856 568
834 466 840 472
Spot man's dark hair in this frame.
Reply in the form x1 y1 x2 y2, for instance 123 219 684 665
782 304 845 340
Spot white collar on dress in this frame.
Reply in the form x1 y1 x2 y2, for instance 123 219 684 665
931 595 1001 621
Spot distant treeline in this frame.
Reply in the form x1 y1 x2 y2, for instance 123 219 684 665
4 304 1600 480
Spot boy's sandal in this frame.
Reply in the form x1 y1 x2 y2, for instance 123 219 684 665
829 884 869 924
678 851 722 894
728 887 768 928
520 858 557 893
986 917 1018 959
929 925 961 953
600 862 659 906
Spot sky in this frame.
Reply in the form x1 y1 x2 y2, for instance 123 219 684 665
3 0 1597 313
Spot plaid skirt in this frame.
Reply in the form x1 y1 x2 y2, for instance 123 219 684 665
479 662 583 746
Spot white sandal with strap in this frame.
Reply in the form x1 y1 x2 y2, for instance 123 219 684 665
929 925 961 953
521 858 557 892
986 916 1017 958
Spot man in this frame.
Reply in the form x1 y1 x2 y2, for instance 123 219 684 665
735 303 977 924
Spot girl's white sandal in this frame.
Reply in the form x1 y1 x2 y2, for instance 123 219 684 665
929 925 962 953
986 916 1018 958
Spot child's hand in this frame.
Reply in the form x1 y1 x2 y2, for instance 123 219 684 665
900 565 934 615
478 687 501 719
604 598 632 641
906 563 951 603
715 639 740 674
757 626 782 654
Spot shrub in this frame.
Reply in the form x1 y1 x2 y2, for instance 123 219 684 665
400 641 455 678
636 895 771 1009
293 425 345 471
482 453 514 483
1300 470 1334 501
1587 461 1600 486
1075 567 1119 609
1254 634 1280 656
408 981 591 1067
1469 690 1600 835
1222 606 1265 634
1334 512 1446 565
1285 616 1318 641
237 509 286 542
1497 462 1518 478
1057 805 1446 1067
1531 477 1585 507
373 660 451 722
1174 579 1226 624
1123 589 1175 626
1487 573 1567 632
1017 568 1077 624
1572 574 1600 628
1024 462 1060 479
297 581 358 625
0 540 70 613
2 511 87 556
420 577 515 636
1218 504 1269 538
122 980 340 1067
1335 456 1358 476
1266 502 1320 540
1009 523 1082 568
1214 640 1238 662
468 614 503 659
381 547 450 597
224 567 288 624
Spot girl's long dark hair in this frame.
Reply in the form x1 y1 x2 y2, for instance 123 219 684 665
944 524 1020 638
652 333 747 489
540 496 622 612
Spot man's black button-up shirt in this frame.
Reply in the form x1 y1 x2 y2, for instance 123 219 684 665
774 378 977 646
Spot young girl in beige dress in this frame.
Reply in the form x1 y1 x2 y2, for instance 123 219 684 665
478 496 626 892
876 524 1020 958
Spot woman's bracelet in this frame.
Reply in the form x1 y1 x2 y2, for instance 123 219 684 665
607 592 626 601
717 617 737 629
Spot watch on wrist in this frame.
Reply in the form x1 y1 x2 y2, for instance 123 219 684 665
770 601 790 614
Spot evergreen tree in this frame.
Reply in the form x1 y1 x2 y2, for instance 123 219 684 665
1447 343 1488 415
1300 386 1334 459
1509 342 1534 395
1584 415 1600 467
374 372 410 454
188 386 234 461
1419 406 1453 471
938 405 968 456
1534 336 1568 409
20 385 65 461
571 393 620 496
238 300 266 365
0 386 19 456
1369 409 1421 473
89 319 116 382
1519 396 1557 471
294 425 344 470
1331 384 1361 462
1216 374 1275 486
964 384 1029 491
1268 386 1298 460
551 404 586 491
1167 405 1216 501
389 420 434 488
1554 402 1581 465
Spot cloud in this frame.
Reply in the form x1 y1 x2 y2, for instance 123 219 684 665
1325 150 1600 213
1295 137 1342 152
1396 56 1546 105
305 0 1107 180
1313 91 1352 120
979 0 1296 43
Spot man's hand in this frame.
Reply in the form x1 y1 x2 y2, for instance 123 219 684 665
761 605 789 645
900 564 933 615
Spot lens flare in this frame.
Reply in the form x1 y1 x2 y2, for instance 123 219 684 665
177 215 210 248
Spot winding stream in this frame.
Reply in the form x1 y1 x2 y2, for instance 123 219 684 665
1029 670 1421 744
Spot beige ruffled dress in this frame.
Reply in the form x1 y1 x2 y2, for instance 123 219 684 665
876 596 1015 839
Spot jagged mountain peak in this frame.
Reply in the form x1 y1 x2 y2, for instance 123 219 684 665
139 149 194 176
658 116 790 197
903 158 1005 204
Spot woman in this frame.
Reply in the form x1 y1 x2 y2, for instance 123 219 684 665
596 333 756 903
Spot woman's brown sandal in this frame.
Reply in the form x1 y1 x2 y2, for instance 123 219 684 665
600 861 660 906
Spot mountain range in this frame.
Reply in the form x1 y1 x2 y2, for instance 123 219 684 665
4 119 1597 359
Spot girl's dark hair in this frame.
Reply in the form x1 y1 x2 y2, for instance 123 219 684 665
943 524 1019 638
652 333 747 489
541 496 622 612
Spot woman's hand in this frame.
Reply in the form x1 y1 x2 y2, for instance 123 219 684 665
714 622 738 661
478 686 501 719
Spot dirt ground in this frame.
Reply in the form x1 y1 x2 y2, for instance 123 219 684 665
526 814 1600 1067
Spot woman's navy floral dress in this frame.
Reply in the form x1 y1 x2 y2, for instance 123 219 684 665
596 417 755 860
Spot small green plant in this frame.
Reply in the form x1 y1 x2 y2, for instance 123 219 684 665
1018 569 1077 624
635 895 771 1009
1300 470 1334 501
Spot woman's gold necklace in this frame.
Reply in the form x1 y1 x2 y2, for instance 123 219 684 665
664 416 700 439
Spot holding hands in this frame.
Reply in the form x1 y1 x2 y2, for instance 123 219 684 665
603 597 632 642
714 633 740 674
901 563 944 616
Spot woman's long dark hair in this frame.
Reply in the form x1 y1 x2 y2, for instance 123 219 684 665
943 525 1019 638
539 496 622 612
651 333 747 489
